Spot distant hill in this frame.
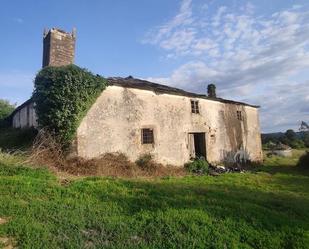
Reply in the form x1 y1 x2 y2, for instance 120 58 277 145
262 131 306 140
261 129 309 149
262 121 309 142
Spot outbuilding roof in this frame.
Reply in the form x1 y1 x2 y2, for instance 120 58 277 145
9 98 34 119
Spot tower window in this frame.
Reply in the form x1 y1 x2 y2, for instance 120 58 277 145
142 128 154 144
237 111 243 121
191 100 199 114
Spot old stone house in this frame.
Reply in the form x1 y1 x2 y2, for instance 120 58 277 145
10 28 263 166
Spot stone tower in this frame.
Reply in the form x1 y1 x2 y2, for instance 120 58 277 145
42 28 76 68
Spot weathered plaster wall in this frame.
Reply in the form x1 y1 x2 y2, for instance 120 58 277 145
12 102 37 128
77 86 262 166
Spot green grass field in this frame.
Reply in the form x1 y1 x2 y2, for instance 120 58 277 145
0 151 308 249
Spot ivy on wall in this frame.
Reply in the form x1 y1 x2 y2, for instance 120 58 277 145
33 65 107 147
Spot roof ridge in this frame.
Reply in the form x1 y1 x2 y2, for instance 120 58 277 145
107 77 259 108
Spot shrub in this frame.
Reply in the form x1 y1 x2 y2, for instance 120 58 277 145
32 65 107 148
297 151 309 170
185 157 209 175
135 154 153 168
262 141 276 150
0 127 37 151
0 99 15 129
0 99 15 120
304 132 309 148
0 117 12 129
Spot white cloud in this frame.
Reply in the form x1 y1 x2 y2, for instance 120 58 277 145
143 0 193 46
143 1 309 132
212 6 227 27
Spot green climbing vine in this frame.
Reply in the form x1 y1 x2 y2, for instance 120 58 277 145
32 65 107 147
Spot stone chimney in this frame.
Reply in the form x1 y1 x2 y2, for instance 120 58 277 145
42 28 76 68
207 84 216 98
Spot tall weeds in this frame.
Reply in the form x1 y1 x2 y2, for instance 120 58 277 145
26 129 186 178
25 128 65 169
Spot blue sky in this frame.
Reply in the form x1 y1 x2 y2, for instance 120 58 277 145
0 0 309 133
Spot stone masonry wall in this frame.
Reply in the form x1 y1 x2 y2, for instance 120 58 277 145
42 28 76 67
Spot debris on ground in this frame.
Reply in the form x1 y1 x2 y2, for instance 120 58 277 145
209 164 246 175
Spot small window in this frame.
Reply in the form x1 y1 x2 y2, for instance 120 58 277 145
237 111 243 121
191 100 199 114
142 128 154 144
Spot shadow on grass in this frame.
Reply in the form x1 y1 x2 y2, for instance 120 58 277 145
1 149 309 248
76 176 309 248
102 179 309 221
1 162 309 248
253 165 309 177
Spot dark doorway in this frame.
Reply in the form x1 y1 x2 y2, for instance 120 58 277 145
188 133 206 159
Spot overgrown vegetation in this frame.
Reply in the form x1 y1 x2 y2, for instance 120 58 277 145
0 127 37 151
25 130 185 178
297 151 309 170
135 154 153 168
0 99 15 128
0 150 308 248
32 65 107 147
255 150 306 176
0 99 15 120
184 157 209 174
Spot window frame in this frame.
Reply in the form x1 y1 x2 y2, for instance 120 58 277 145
141 128 154 144
190 100 200 114
236 110 243 121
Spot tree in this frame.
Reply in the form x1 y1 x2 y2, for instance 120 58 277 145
285 129 297 141
0 99 15 120
304 132 309 148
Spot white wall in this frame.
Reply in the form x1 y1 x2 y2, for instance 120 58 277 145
77 86 263 166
